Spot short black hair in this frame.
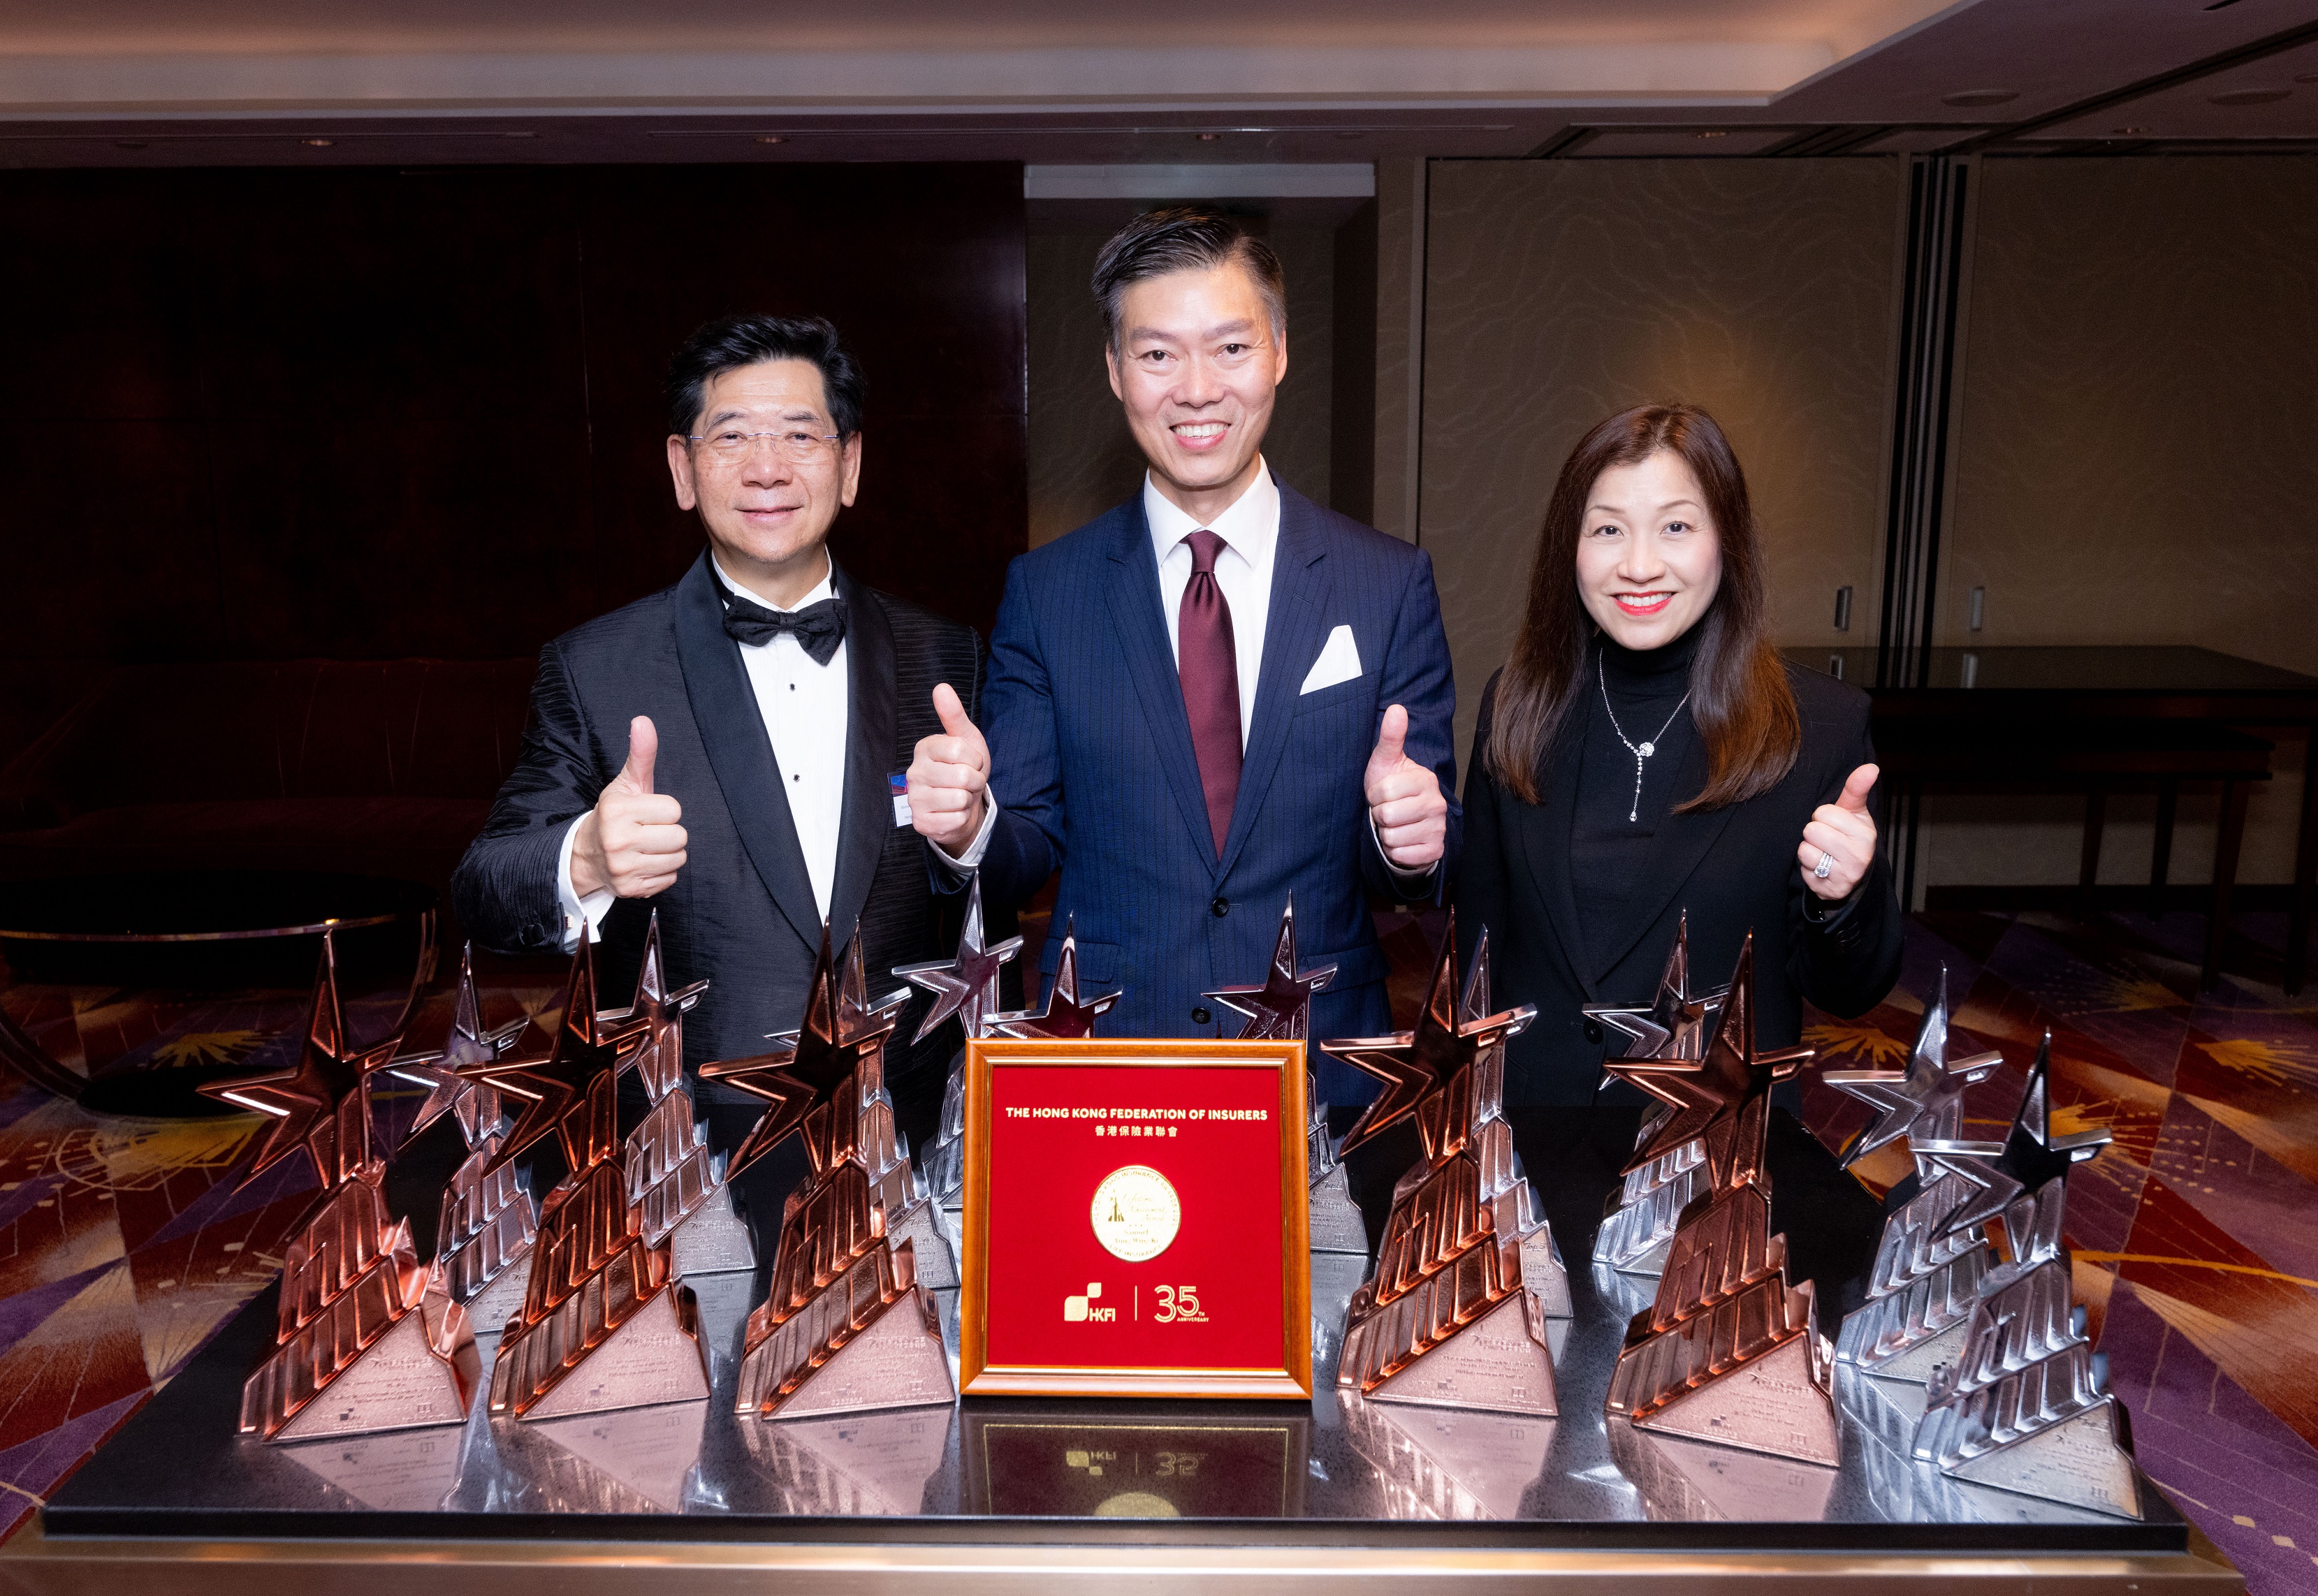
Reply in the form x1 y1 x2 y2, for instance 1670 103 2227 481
664 314 866 440
1091 206 1286 349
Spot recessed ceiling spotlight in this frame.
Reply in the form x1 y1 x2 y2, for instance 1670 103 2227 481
1694 129 1729 139
1941 89 2018 107
2112 126 2149 136
301 137 334 147
756 134 786 144
1197 132 1221 141
2210 88 2289 105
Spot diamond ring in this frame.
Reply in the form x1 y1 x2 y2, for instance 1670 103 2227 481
1814 849 1834 880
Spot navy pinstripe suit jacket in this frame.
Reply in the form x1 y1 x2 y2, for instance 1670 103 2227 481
970 478 1460 1101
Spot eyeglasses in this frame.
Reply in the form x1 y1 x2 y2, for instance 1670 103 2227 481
687 427 844 464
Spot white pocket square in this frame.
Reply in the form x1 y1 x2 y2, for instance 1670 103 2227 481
1300 625 1362 694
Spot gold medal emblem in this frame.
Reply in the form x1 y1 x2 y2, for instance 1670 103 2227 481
1089 1164 1182 1263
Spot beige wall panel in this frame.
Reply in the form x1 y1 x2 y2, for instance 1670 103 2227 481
1925 156 2318 890
1419 158 1903 773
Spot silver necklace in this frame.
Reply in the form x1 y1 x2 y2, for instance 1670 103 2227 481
1597 651 1692 823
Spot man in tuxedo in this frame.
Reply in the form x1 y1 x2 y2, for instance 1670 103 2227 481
453 314 982 1158
906 209 1457 1098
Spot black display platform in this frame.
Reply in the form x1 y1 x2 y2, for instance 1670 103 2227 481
38 1107 2189 1558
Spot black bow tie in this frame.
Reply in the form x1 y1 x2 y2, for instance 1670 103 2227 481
720 592 847 666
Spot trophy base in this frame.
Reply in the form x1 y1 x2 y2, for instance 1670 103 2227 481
1837 1309 1969 1385
889 1197 957 1292
1357 1290 1559 1417
260 1296 481 1442
666 1187 757 1278
1630 1333 1840 1466
462 1254 533 1339
1939 1398 2144 1521
500 1281 713 1421
1310 1161 1370 1256
740 1280 955 1420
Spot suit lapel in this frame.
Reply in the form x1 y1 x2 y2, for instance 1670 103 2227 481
1510 723 1596 999
826 562 894 949
1104 508 1223 871
1588 731 1740 983
1219 480 1329 880
669 551 822 954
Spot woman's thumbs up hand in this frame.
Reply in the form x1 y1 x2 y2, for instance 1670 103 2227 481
1798 762 1878 901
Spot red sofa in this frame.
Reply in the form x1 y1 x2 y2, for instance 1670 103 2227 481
0 659 537 892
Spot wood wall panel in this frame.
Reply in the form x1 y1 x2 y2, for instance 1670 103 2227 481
0 162 1027 761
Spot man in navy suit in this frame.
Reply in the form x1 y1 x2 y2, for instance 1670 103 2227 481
905 207 1457 1095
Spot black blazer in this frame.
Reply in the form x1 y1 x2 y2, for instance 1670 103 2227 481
451 550 985 1089
1456 661 1902 1106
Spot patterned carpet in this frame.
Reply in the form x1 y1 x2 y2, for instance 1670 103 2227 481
1 908 2314 1590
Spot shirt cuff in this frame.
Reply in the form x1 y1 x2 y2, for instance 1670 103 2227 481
931 797 1003 874
1370 812 1438 890
556 814 617 952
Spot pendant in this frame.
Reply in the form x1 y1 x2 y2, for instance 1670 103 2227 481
1638 742 1655 759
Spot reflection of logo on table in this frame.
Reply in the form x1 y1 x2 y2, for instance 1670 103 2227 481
1090 1165 1181 1263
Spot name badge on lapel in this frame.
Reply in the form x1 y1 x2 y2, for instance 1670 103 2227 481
891 772 913 827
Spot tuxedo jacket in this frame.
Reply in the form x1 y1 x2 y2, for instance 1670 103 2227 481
452 551 984 1091
1456 662 1904 1106
971 478 1459 1099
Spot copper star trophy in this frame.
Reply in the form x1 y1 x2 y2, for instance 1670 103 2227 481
1324 912 1563 1416
893 874 1023 1286
704 920 954 1421
1584 916 1722 1275
1908 1033 2141 1518
1824 968 2004 1382
1204 898 1364 1256
388 942 536 1333
1601 932 1839 1465
461 935 712 1419
199 929 482 1441
613 913 756 1278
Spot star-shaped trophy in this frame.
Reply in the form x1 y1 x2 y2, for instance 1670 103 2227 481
708 921 954 1420
469 934 710 1420
702 921 911 1180
388 942 538 1333
1827 968 2007 1382
987 918 1120 1040
460 938 648 1179
1603 932 1840 1464
1324 912 1558 1413
197 930 480 1441
1585 916 1725 1274
1910 1029 2109 1240
391 942 527 1147
1910 1033 2139 1518
1205 896 1336 1041
614 912 755 1278
895 874 1023 1045
203 929 404 1187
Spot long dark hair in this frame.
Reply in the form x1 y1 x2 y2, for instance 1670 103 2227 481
1484 403 1799 811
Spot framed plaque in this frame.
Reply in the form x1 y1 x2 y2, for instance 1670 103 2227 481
959 1038 1312 1400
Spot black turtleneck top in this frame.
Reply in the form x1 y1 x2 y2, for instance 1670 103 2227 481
1573 626 1701 950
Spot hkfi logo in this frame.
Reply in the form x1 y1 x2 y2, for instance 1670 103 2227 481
1063 1283 1117 1322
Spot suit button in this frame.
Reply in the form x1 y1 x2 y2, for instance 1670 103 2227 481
1584 1019 1605 1045
1191 1005 1213 1026
1211 897 1230 918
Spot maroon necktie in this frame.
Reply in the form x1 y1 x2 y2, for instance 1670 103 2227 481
1178 529 1242 858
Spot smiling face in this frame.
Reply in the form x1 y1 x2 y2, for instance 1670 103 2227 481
1105 260 1286 524
665 358 861 607
1574 449 1725 651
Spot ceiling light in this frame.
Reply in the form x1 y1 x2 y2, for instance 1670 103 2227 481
1941 89 2018 107
2209 88 2289 106
756 134 786 144
1197 132 1220 141
2112 127 2149 136
1694 130 1729 139
301 137 334 147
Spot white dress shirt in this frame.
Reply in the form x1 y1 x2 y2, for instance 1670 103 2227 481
557 554 850 947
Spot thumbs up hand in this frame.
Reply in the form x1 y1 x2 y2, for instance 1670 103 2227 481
909 683 991 857
1799 762 1879 901
571 716 688 899
1364 704 1448 871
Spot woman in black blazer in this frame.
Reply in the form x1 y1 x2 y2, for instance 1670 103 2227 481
1458 403 1902 1105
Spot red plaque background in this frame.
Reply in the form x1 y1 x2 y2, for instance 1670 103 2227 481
961 1041 1311 1399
